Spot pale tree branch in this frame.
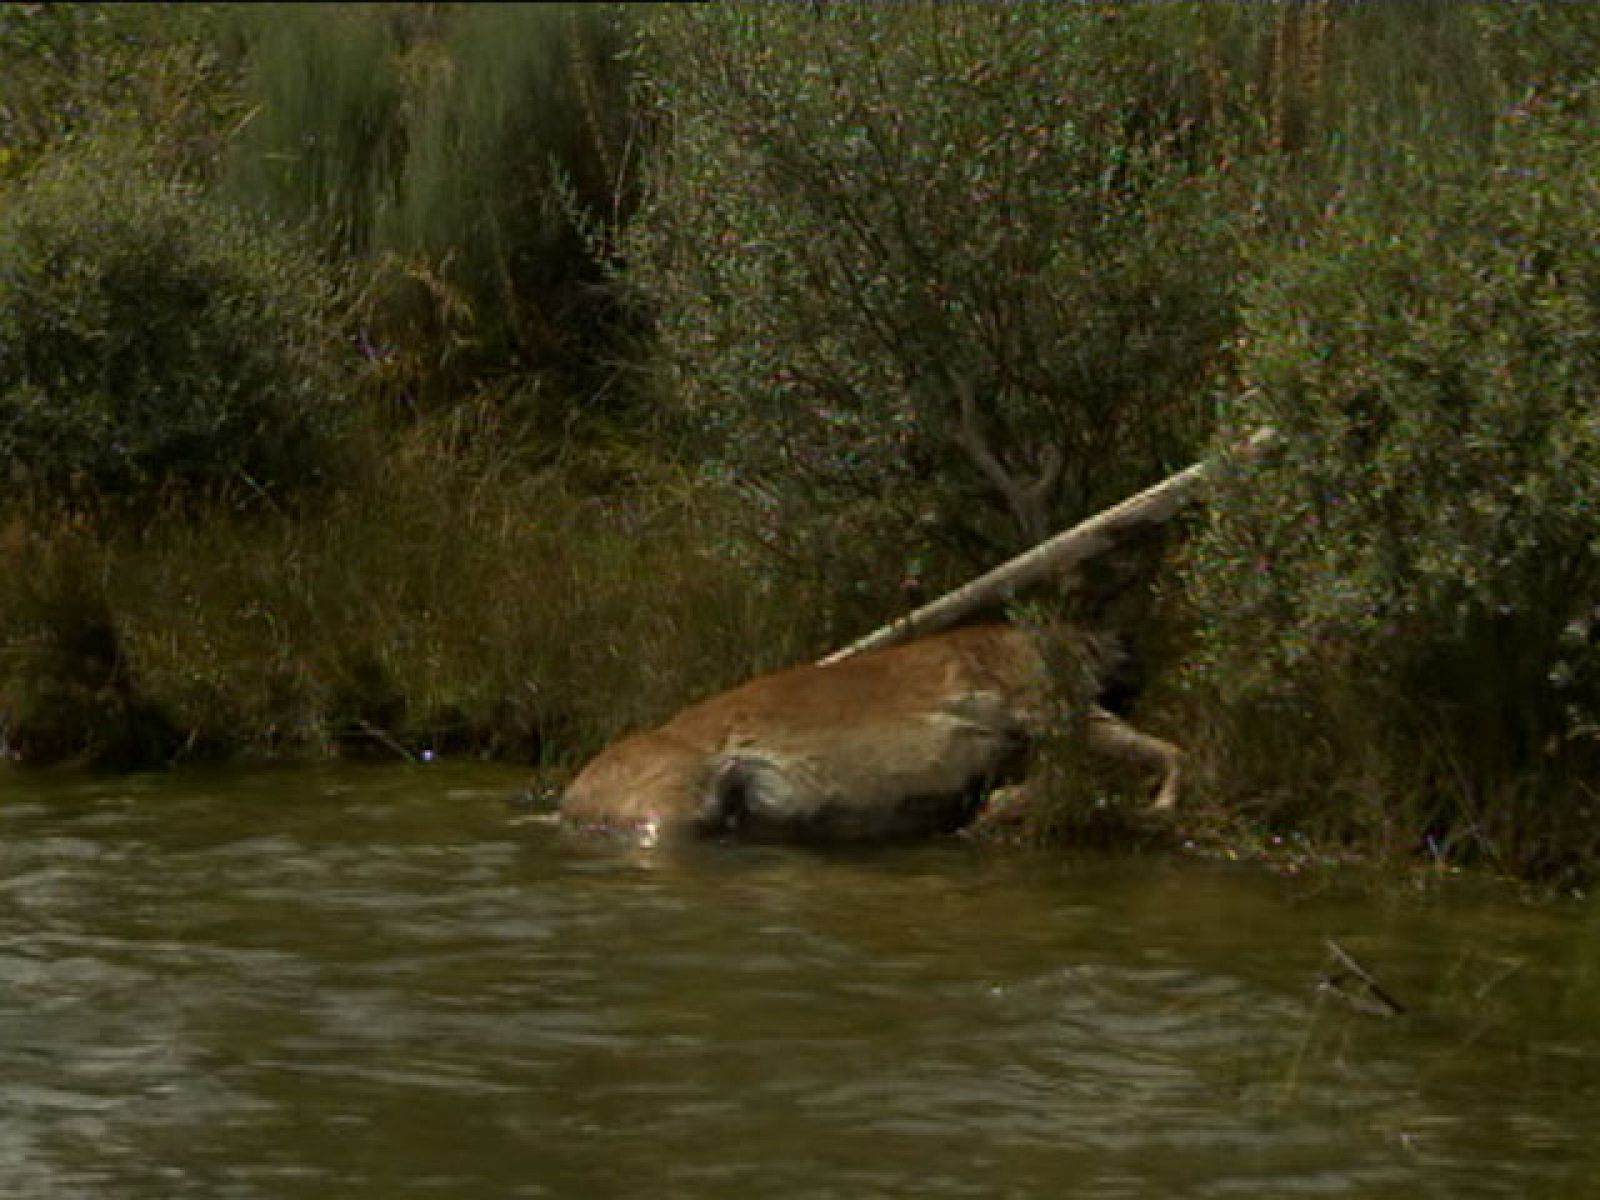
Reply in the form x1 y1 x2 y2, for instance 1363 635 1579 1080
820 426 1277 664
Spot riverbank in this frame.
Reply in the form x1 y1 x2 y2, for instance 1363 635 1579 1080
2 6 1599 884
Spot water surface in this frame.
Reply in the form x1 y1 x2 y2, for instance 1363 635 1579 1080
3 765 1597 1197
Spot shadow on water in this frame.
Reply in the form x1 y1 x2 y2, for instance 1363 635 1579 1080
3 764 1599 1198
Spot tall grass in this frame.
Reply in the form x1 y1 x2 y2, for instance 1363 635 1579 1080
224 4 402 257
0 414 840 769
223 3 638 414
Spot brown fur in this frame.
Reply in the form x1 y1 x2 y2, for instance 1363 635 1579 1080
560 623 1181 843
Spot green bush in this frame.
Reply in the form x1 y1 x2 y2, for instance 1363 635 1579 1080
0 4 249 183
0 140 350 514
622 4 1239 589
1178 78 1600 878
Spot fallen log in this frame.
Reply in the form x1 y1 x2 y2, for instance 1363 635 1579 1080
819 427 1275 665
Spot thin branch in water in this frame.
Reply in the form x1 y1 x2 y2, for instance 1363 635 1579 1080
352 720 419 764
1318 937 1407 1019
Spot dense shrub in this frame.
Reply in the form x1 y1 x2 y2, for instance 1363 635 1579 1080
1178 78 1600 877
0 141 350 514
622 4 1240 593
0 4 246 183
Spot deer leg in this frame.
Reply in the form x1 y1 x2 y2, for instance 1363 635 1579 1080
969 780 1036 831
1086 704 1183 811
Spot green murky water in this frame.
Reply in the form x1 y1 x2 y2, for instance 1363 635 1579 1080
3 765 1598 1198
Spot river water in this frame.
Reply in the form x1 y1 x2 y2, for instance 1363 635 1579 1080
2 764 1597 1198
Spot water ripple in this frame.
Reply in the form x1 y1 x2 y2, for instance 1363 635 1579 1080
1 765 1597 1198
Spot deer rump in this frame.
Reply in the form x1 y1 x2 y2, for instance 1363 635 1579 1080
559 623 1181 844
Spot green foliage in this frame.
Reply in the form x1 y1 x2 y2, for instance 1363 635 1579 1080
377 4 634 368
224 4 403 256
1178 76 1600 878
0 4 247 183
0 4 128 169
5 1 1600 885
624 4 1238 584
224 3 638 412
0 140 350 513
10 419 841 766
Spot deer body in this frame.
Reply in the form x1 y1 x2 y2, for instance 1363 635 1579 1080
560 623 1181 843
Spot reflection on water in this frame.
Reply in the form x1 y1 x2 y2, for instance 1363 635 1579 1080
2 765 1598 1198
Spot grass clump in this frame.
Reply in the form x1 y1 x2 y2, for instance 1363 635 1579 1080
0 414 839 769
0 518 181 769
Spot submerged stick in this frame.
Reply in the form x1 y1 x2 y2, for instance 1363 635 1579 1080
1319 937 1407 1019
819 427 1275 665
